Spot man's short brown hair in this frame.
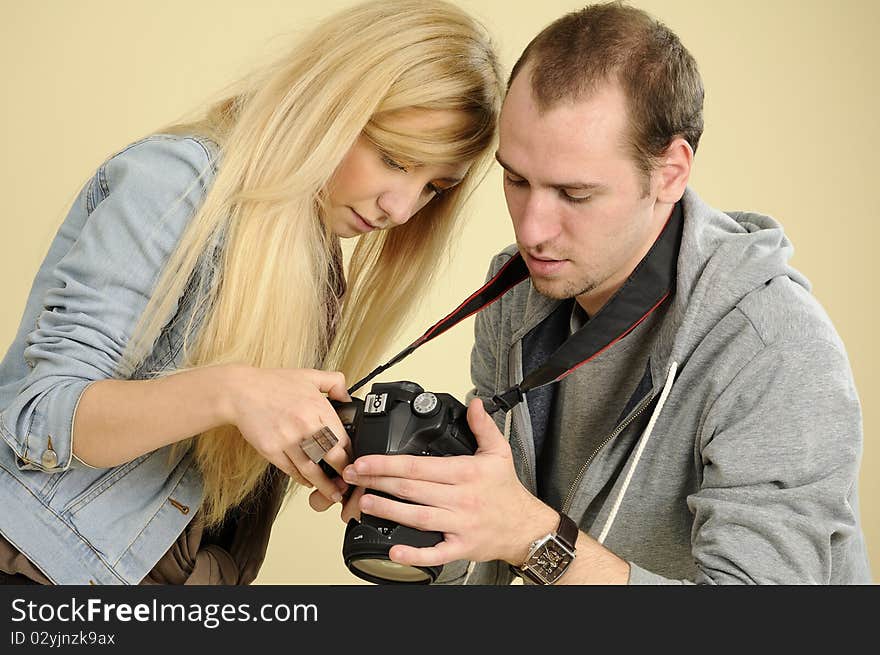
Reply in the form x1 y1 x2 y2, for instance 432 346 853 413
509 2 704 183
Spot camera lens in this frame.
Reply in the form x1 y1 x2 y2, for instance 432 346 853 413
349 558 434 584
342 516 443 585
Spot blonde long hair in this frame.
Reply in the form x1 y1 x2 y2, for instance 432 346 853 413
120 0 503 527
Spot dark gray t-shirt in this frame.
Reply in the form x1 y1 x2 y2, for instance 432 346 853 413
537 301 665 522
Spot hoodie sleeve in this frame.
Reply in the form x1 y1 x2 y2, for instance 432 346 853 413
674 338 864 584
0 136 213 473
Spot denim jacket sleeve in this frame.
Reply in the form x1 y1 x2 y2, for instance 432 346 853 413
0 135 215 473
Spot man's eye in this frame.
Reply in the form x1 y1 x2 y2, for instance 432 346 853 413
560 190 591 204
381 153 408 172
504 174 527 187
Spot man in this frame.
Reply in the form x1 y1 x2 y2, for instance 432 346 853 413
337 2 871 584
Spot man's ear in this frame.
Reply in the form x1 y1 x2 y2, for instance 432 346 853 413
655 137 693 203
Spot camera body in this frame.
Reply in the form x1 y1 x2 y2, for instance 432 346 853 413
332 381 476 584
335 380 476 459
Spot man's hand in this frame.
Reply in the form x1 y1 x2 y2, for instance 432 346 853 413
339 397 557 568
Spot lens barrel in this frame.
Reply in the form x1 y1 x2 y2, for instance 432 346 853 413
343 515 443 584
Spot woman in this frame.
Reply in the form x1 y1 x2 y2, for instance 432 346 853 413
0 0 502 584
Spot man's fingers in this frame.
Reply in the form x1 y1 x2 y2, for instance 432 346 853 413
354 476 453 508
343 453 462 485
359 492 454 533
387 540 461 568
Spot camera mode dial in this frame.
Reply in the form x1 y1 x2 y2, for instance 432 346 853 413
412 392 439 417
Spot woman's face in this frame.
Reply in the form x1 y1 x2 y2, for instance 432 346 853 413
324 110 472 238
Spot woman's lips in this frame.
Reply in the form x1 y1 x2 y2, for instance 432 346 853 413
350 208 376 233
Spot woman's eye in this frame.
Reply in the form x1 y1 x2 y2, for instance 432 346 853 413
504 174 527 187
426 182 446 197
381 153 408 172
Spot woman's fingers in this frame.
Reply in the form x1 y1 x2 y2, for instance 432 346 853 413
340 486 365 523
280 451 311 488
286 444 344 502
232 367 354 502
302 369 350 401
308 476 348 512
319 431 352 476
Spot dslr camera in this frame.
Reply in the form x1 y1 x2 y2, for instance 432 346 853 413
332 381 476 584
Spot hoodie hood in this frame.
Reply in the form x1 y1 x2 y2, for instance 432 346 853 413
648 187 811 385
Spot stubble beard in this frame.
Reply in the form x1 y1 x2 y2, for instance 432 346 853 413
531 274 598 301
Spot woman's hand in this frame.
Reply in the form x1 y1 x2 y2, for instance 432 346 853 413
222 366 352 503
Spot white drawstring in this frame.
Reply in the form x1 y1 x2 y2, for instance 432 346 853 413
467 365 677 582
597 360 679 545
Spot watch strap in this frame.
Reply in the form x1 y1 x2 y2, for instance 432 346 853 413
555 511 578 551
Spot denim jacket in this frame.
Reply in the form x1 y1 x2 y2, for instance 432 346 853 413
0 134 221 584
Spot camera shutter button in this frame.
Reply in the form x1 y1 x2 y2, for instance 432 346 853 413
412 392 439 417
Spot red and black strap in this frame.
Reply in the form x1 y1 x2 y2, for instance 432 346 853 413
349 203 683 414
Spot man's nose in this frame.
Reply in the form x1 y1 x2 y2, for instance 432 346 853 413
513 190 561 248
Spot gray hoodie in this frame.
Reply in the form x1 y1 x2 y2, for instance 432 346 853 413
440 187 871 585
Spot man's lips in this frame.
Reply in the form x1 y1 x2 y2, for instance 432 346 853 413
523 251 567 275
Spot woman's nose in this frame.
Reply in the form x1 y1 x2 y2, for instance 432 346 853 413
377 182 425 226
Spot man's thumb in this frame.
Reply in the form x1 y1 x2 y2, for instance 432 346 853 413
467 397 504 451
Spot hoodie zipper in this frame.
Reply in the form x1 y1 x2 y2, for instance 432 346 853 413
560 391 656 515
515 438 535 492
508 412 537 492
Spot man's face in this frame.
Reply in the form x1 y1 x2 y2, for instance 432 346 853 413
497 70 667 314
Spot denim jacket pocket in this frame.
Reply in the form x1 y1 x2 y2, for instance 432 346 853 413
61 454 151 516
66 447 198 568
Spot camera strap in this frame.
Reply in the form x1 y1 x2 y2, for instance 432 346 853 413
349 204 683 414
347 251 530 393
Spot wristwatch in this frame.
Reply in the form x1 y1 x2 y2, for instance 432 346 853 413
517 511 578 585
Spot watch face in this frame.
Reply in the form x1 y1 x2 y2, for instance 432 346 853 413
524 539 575 585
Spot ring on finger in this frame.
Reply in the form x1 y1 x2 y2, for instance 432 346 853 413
300 426 339 464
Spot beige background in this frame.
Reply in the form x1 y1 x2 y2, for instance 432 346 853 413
1 0 876 584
